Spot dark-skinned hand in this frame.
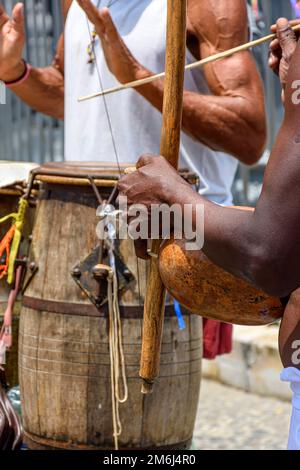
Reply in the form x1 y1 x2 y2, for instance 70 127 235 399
269 18 299 103
118 155 195 259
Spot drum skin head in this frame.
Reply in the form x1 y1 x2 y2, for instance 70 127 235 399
38 161 130 178
33 162 199 187
0 161 38 190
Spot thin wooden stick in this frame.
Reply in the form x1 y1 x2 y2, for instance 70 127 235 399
78 24 300 102
139 0 187 394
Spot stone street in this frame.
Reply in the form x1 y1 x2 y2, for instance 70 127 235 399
192 379 291 450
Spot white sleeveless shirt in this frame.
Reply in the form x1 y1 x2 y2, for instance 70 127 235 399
65 0 239 205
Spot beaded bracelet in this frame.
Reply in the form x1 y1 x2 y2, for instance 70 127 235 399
5 60 32 88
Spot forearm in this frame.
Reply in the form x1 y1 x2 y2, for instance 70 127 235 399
170 189 256 285
4 63 64 120
136 70 264 164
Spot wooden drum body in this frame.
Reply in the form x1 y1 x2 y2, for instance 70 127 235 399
19 163 202 450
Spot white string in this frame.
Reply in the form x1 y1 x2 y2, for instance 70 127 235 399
107 262 128 450
86 17 122 176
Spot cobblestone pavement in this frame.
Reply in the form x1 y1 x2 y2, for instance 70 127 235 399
192 379 291 450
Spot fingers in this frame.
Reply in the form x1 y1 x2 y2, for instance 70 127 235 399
270 38 280 54
137 154 154 169
117 178 130 196
269 18 298 77
269 38 281 73
136 154 162 169
100 7 120 41
77 1 118 40
0 3 24 33
11 2 25 35
270 18 300 33
0 4 9 28
276 17 297 61
77 0 105 34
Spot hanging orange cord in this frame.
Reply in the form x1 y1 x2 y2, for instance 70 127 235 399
0 225 16 280
0 198 28 284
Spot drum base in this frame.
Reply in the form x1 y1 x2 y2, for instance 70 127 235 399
24 431 192 451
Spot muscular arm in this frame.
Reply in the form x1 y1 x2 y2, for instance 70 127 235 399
0 0 72 120
135 0 266 164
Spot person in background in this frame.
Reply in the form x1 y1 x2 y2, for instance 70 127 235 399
291 0 300 18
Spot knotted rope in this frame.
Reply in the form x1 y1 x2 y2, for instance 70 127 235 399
107 265 128 450
98 207 128 451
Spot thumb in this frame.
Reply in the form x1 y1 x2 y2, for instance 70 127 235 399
276 17 297 62
137 154 156 169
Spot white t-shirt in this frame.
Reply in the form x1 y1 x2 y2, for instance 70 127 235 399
65 0 240 205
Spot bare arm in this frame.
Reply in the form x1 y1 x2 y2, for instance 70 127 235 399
0 0 72 120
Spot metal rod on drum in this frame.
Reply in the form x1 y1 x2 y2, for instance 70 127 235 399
78 24 300 102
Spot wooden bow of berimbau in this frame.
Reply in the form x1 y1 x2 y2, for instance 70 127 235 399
139 0 187 394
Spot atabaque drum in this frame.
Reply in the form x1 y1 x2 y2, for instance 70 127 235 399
19 162 202 450
0 162 37 387
159 207 284 326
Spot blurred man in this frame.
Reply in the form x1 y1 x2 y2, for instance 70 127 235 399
0 0 266 204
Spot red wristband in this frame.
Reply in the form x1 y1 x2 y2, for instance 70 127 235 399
5 60 31 88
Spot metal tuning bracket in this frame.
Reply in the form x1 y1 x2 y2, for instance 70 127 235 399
71 245 134 309
21 256 39 296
